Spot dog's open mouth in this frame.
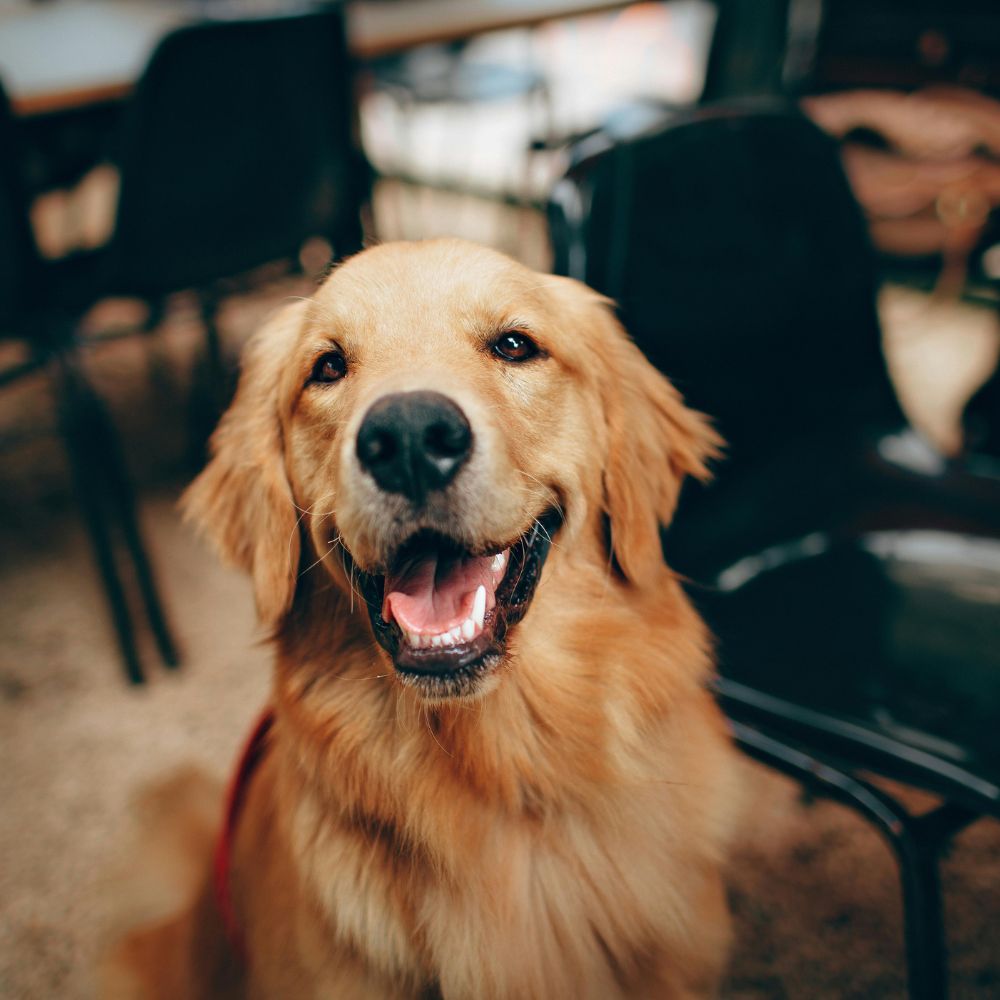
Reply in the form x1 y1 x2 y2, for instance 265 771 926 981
354 508 562 696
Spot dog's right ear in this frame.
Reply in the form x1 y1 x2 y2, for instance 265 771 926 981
181 300 307 629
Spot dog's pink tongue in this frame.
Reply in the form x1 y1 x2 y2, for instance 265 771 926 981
383 551 494 634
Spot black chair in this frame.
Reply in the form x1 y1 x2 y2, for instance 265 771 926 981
703 1 1000 468
1 79 177 684
56 5 370 435
549 104 1000 999
702 0 1000 104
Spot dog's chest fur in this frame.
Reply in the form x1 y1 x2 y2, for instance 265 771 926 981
280 708 722 1000
258 580 733 999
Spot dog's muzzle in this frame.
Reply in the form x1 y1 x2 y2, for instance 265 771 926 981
346 389 562 697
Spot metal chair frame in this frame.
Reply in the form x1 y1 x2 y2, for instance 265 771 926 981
730 715 982 1000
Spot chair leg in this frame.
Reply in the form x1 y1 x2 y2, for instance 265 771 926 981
187 290 228 468
729 722 981 1000
55 352 145 683
55 348 180 677
893 827 947 1000
895 803 982 1000
95 399 180 669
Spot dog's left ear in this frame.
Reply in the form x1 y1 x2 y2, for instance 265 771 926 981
565 284 721 586
181 300 306 629
602 323 720 585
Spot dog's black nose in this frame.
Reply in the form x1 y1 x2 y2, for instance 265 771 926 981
356 391 473 503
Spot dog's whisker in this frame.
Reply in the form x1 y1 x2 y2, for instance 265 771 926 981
288 493 339 570
394 688 416 735
333 543 365 609
296 517 347 579
519 470 563 514
421 705 454 757
292 501 339 518
531 516 558 549
291 494 336 561
288 504 340 579
328 671 392 684
331 540 362 609
300 490 341 519
288 509 308 562
299 542 337 579
516 475 561 514
513 486 552 511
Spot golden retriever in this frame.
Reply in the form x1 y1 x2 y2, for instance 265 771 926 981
112 239 738 999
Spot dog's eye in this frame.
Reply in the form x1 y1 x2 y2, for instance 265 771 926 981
492 332 539 363
309 351 347 385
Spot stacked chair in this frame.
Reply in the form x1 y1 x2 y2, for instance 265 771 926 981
1 79 176 684
549 104 1000 999
56 6 370 437
1 5 370 682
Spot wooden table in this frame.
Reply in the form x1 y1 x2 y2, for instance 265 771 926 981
0 0 639 117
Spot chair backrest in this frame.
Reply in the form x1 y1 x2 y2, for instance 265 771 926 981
700 0 790 103
550 105 904 478
701 0 1000 102
0 79 42 332
788 0 1000 97
109 5 368 297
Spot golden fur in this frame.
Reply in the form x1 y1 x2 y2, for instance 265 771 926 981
110 239 738 999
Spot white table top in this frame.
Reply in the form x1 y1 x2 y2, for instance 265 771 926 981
0 0 637 116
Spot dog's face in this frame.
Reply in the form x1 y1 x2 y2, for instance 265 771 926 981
185 240 717 699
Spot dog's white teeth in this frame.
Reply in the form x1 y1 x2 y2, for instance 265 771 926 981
491 552 506 573
402 601 487 650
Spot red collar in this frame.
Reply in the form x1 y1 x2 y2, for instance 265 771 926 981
213 708 275 960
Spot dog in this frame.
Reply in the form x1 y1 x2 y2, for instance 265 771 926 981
112 239 738 998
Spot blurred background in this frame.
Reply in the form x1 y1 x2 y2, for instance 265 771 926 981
1 1 999 996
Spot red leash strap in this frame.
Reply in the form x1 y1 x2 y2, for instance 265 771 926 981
213 708 275 961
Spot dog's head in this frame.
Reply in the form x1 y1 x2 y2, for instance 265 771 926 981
184 240 718 699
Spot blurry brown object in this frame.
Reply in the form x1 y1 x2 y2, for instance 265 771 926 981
803 87 1000 297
